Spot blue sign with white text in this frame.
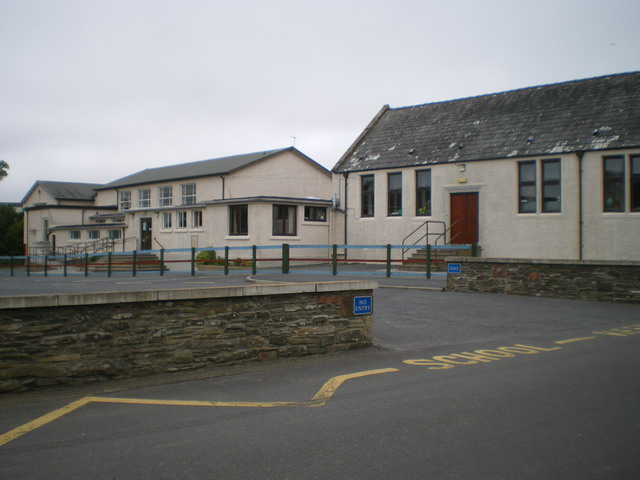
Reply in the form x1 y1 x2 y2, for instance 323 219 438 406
353 296 373 315
447 263 462 274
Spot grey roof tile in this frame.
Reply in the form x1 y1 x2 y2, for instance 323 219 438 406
333 72 640 173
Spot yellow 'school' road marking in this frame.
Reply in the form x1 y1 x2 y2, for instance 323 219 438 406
0 368 398 447
554 336 597 344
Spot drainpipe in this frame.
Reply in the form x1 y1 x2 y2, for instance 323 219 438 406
219 175 225 199
343 173 349 244
577 151 585 260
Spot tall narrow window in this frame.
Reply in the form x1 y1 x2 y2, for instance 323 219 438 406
120 191 131 210
603 156 625 212
631 155 640 212
229 205 248 235
181 183 196 205
541 159 561 213
361 175 375 217
162 212 172 229
416 169 431 216
138 188 150 208
273 205 297 236
177 211 187 229
518 161 536 213
192 210 203 228
387 173 402 216
158 186 172 206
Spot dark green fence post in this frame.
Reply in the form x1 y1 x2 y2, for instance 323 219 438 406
332 244 338 275
160 249 165 276
9 256 14 276
386 244 392 277
282 244 290 274
44 256 48 277
472 243 478 257
26 256 30 277
252 245 257 275
132 250 137 277
426 244 432 279
191 247 196 276
107 252 112 277
84 253 89 277
224 246 229 275
63 254 67 277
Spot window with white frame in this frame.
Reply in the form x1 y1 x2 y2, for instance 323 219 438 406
69 230 81 240
158 186 173 206
193 210 203 228
181 183 196 205
120 191 131 210
138 188 150 208
162 212 172 229
108 230 121 239
177 211 187 229
88 230 100 240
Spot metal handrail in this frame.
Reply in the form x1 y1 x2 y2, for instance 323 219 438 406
401 220 447 259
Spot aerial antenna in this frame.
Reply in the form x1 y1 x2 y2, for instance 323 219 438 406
290 136 296 147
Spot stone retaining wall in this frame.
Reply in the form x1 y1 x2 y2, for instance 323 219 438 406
0 281 376 393
446 257 640 302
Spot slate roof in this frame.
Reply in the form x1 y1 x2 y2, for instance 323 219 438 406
333 71 640 173
97 147 324 190
22 181 102 204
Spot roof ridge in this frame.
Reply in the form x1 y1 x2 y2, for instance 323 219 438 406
389 71 640 111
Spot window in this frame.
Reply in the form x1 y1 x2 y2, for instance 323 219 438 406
69 230 81 240
229 205 248 235
177 211 187 229
273 205 297 236
138 188 150 208
416 170 431 216
193 210 203 228
108 230 121 239
632 156 640 212
387 173 402 216
603 156 625 212
88 230 100 240
181 183 196 205
518 161 536 213
162 212 172 229
304 206 327 222
541 159 561 213
158 186 172 206
361 175 375 217
120 191 131 210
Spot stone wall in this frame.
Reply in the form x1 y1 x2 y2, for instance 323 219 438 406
0 281 375 393
446 257 640 303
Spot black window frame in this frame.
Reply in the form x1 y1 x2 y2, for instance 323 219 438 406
229 205 248 236
387 172 402 216
631 155 640 212
361 175 375 217
603 156 625 212
416 169 432 216
518 161 537 214
272 204 297 236
304 206 327 222
541 159 561 213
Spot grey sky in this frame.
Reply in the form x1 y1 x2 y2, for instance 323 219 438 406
1 0 638 202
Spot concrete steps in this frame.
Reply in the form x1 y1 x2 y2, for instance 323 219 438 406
399 245 479 272
89 253 168 272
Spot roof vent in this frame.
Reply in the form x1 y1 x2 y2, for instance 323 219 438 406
527 137 534 144
592 129 600 136
408 149 416 155
458 144 465 150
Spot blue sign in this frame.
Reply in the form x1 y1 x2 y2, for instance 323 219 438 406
447 263 462 274
353 296 373 315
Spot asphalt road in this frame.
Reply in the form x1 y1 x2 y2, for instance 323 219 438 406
1 283 639 479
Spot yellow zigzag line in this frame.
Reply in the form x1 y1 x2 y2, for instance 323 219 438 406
0 368 398 447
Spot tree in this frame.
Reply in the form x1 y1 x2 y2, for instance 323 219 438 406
0 160 8 181
0 205 23 255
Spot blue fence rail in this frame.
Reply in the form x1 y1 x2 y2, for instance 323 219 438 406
0 244 477 279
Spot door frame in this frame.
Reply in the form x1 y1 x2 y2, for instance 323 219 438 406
140 217 153 251
448 190 480 245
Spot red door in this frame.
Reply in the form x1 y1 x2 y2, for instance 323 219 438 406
450 193 479 244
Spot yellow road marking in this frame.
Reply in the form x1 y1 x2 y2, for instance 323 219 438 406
554 336 597 344
0 368 398 447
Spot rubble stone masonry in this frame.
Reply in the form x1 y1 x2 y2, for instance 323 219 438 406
0 282 375 393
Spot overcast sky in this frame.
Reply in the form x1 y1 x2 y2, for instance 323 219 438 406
1 0 639 202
